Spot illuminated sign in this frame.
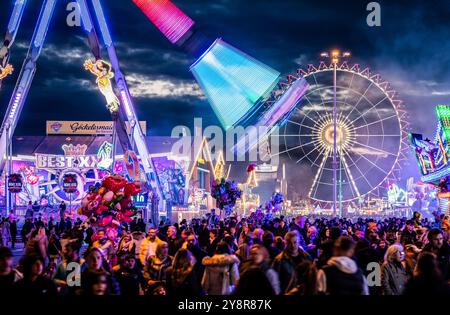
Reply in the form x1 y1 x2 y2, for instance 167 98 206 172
46 121 147 135
8 174 23 193
36 141 114 170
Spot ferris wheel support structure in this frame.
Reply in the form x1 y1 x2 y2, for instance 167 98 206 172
0 0 164 217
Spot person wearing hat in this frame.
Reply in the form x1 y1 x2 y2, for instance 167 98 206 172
0 247 23 295
400 220 417 246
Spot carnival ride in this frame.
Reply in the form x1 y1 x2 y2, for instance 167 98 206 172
132 0 309 155
130 0 413 216
275 62 409 211
410 105 450 215
0 0 163 221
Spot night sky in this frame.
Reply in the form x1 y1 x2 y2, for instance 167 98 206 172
1 0 450 183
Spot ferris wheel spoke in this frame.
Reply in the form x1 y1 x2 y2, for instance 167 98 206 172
309 149 330 199
311 146 329 167
349 140 397 157
296 144 321 164
347 147 389 175
271 138 321 157
340 152 361 198
342 149 372 189
310 72 327 110
345 82 373 121
342 73 355 107
350 96 388 124
352 114 399 130
304 94 324 120
353 134 400 137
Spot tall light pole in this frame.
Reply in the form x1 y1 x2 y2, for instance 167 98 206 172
320 50 350 217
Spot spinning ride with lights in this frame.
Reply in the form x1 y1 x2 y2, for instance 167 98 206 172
0 0 163 219
410 105 450 215
277 61 409 209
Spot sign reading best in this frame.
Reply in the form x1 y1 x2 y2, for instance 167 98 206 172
36 154 99 169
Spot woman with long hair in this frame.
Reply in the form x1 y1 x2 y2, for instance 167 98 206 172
165 248 203 296
381 244 408 295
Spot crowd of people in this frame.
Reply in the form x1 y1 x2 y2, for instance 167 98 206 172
0 208 449 296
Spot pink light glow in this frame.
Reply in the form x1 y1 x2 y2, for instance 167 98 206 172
133 0 194 44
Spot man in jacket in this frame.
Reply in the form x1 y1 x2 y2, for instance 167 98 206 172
422 228 450 280
139 228 162 266
272 230 311 294
317 236 369 295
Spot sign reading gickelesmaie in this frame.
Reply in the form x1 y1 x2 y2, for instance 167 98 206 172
46 121 147 136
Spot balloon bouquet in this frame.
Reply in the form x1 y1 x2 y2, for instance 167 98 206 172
78 174 142 242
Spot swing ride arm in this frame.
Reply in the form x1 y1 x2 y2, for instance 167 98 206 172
0 0 28 90
0 0 58 176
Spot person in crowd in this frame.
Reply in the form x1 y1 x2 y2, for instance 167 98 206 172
422 228 450 280
59 201 66 221
143 241 173 288
138 228 162 266
262 231 281 263
25 201 34 219
239 244 280 295
400 220 417 245
0 247 22 295
92 230 115 264
286 261 318 296
9 218 17 249
236 235 253 263
165 248 203 296
117 231 136 259
305 226 320 260
25 227 48 263
83 271 110 295
185 233 207 281
202 242 240 295
166 226 183 256
317 227 342 268
114 254 145 296
207 228 220 257
404 252 450 295
381 244 408 295
1 218 11 247
272 230 311 294
14 254 57 295
317 236 369 295
403 244 420 279
53 241 83 295
81 247 120 295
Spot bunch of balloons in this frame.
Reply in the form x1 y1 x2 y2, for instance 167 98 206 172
78 175 142 241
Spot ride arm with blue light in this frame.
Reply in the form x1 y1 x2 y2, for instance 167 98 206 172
0 0 58 175
84 0 164 207
77 0 133 155
132 0 309 156
0 0 28 89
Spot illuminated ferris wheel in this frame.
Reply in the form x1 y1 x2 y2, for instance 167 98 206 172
275 61 409 205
